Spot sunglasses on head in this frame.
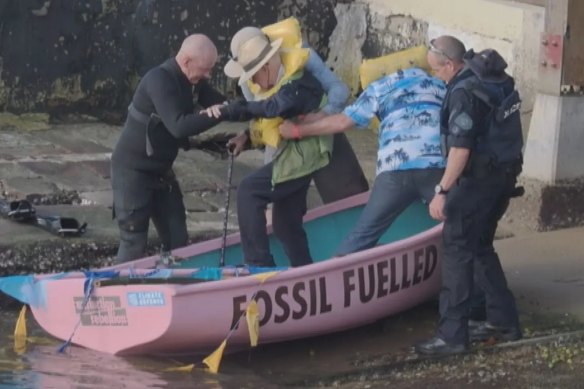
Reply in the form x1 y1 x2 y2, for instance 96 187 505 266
428 40 452 60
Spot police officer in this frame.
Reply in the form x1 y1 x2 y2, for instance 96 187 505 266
415 36 523 355
111 34 226 263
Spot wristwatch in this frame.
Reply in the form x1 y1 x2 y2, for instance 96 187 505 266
434 184 449 195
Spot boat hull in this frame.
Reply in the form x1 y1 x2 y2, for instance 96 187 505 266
25 192 443 355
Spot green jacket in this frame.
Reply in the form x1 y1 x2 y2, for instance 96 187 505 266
246 67 333 185
272 133 333 185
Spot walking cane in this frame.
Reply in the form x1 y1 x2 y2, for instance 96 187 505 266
219 149 235 267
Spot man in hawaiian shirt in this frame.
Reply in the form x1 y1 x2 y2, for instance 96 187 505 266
280 67 446 255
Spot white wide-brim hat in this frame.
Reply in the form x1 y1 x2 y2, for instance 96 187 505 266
224 33 283 85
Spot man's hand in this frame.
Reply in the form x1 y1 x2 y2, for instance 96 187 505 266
429 194 447 221
200 102 227 118
226 131 249 156
221 99 251 121
279 120 298 139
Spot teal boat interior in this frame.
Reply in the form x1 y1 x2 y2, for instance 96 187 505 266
174 201 438 269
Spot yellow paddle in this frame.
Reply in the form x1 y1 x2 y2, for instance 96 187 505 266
163 271 280 374
202 271 279 373
13 305 27 355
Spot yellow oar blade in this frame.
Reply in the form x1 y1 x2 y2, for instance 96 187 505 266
203 340 227 374
246 300 260 347
13 305 28 354
252 271 279 284
164 363 195 373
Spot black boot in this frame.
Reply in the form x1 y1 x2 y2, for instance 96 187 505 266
414 337 468 356
470 322 522 342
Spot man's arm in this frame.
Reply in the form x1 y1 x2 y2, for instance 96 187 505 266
438 147 470 191
148 69 222 138
429 88 481 221
222 77 322 120
280 113 354 139
279 80 380 139
305 48 349 114
429 147 470 221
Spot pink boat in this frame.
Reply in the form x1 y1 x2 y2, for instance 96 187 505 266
1 192 442 356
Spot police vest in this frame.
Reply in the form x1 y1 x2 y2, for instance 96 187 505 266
449 75 523 167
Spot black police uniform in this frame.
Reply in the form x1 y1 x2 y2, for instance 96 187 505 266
437 63 523 346
111 58 225 263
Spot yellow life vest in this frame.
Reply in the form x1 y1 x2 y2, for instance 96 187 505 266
246 17 308 148
358 45 431 132
262 16 303 50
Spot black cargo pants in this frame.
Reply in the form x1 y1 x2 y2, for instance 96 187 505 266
437 167 520 345
237 162 313 267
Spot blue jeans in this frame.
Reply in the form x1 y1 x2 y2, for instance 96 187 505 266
336 169 443 256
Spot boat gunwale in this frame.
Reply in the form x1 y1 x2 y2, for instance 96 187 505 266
169 223 443 296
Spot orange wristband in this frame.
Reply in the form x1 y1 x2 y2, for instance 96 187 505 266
292 124 302 140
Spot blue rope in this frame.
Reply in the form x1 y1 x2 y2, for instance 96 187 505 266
58 278 95 353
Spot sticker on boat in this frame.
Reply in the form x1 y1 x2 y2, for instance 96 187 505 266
127 291 166 307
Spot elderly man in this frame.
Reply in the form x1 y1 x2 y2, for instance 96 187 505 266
280 65 446 256
415 36 523 356
231 25 368 204
111 34 226 262
212 28 333 268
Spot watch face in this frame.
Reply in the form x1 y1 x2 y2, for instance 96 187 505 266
435 185 442 194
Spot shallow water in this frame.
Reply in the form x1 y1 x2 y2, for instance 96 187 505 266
0 302 438 388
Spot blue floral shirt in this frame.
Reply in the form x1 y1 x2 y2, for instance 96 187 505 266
344 68 446 175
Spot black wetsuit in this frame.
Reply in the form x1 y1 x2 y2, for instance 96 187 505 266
111 58 224 262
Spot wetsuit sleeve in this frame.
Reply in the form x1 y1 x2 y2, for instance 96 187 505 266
446 88 487 150
197 80 227 108
147 69 222 138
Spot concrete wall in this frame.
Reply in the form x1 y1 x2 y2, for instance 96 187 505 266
0 0 340 122
329 0 545 120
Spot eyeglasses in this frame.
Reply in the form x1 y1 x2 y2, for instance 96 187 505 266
428 40 452 60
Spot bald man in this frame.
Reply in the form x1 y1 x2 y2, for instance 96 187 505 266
111 34 227 262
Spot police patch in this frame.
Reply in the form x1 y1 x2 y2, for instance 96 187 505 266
454 112 473 130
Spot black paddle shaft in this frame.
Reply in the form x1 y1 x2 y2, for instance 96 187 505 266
219 151 235 267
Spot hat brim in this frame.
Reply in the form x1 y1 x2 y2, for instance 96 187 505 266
224 60 243 79
224 38 283 86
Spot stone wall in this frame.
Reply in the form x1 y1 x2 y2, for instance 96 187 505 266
327 2 428 95
0 0 340 122
327 0 545 108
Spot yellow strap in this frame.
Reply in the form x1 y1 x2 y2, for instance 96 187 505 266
203 339 227 374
